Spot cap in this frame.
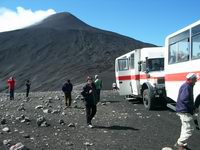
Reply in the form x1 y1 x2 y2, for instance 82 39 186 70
95 75 98 79
186 73 199 80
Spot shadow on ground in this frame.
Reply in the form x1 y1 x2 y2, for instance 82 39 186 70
94 125 139 131
101 100 121 103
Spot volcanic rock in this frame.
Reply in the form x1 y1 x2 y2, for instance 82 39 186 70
1 118 7 125
2 127 10 132
9 142 28 150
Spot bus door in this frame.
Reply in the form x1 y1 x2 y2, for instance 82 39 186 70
129 53 140 95
117 58 132 95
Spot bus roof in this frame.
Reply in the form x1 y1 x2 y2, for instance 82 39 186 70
166 19 200 40
115 47 164 60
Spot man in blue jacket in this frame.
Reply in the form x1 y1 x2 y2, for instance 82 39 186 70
62 80 73 107
175 73 199 150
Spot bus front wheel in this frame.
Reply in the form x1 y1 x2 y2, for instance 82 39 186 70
143 89 155 110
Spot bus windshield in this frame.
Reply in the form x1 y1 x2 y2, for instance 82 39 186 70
147 58 164 72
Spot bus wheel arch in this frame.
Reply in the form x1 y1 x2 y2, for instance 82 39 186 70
195 94 200 108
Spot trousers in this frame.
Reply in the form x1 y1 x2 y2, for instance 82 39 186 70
10 89 14 100
86 104 97 125
64 92 72 106
96 89 101 103
177 113 195 146
26 88 30 97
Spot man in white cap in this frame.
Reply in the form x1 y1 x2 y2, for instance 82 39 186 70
175 73 199 150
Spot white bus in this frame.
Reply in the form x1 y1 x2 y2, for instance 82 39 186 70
115 47 166 110
165 20 200 109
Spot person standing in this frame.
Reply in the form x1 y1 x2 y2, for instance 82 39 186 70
25 80 31 98
81 76 98 128
62 80 73 107
7 77 15 100
94 75 102 103
175 73 199 150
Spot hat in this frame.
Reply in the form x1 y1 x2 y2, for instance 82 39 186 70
95 75 98 79
186 73 199 80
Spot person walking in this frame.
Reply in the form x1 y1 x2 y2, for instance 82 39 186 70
25 80 31 98
94 75 102 103
81 76 98 128
175 73 199 150
62 80 73 107
7 77 15 100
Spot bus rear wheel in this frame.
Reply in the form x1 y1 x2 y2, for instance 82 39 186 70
143 89 155 110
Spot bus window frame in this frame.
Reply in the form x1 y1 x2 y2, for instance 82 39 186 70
130 53 135 69
192 33 200 60
118 58 129 71
191 24 200 60
168 30 190 65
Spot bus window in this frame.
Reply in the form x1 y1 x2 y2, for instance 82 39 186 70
192 25 200 60
148 58 164 71
168 30 189 64
169 43 177 64
118 59 129 71
177 39 189 62
192 34 200 59
130 54 135 69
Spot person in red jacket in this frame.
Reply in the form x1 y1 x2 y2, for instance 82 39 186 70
7 77 15 100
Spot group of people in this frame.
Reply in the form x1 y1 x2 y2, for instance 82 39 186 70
7 74 103 129
7 76 31 100
6 73 200 149
62 75 102 128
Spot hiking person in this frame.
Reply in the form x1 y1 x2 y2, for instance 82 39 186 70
62 80 73 107
112 82 118 91
25 80 31 98
94 75 102 103
175 73 199 150
81 76 98 128
7 77 15 100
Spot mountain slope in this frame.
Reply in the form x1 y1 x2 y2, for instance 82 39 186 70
0 12 155 91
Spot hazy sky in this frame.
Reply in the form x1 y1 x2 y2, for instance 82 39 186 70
0 0 200 46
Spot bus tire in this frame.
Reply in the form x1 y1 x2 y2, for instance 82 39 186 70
143 89 155 110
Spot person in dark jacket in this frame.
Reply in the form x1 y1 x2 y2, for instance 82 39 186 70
62 80 73 107
81 76 98 128
25 80 31 98
175 73 199 150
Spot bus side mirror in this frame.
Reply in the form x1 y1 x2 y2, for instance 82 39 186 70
142 63 147 72
144 57 149 73
138 61 142 71
145 68 149 74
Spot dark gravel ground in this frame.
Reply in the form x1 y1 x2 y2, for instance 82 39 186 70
0 90 199 150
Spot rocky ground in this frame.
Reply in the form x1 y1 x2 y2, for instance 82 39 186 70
0 89 200 150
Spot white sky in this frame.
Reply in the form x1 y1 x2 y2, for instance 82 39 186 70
0 7 56 32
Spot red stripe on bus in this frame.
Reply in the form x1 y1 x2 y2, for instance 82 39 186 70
165 71 200 81
116 75 139 80
116 74 157 80
116 71 200 81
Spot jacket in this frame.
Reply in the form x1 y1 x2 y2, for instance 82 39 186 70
94 79 102 90
62 83 73 93
81 83 97 105
7 79 15 90
176 82 195 115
